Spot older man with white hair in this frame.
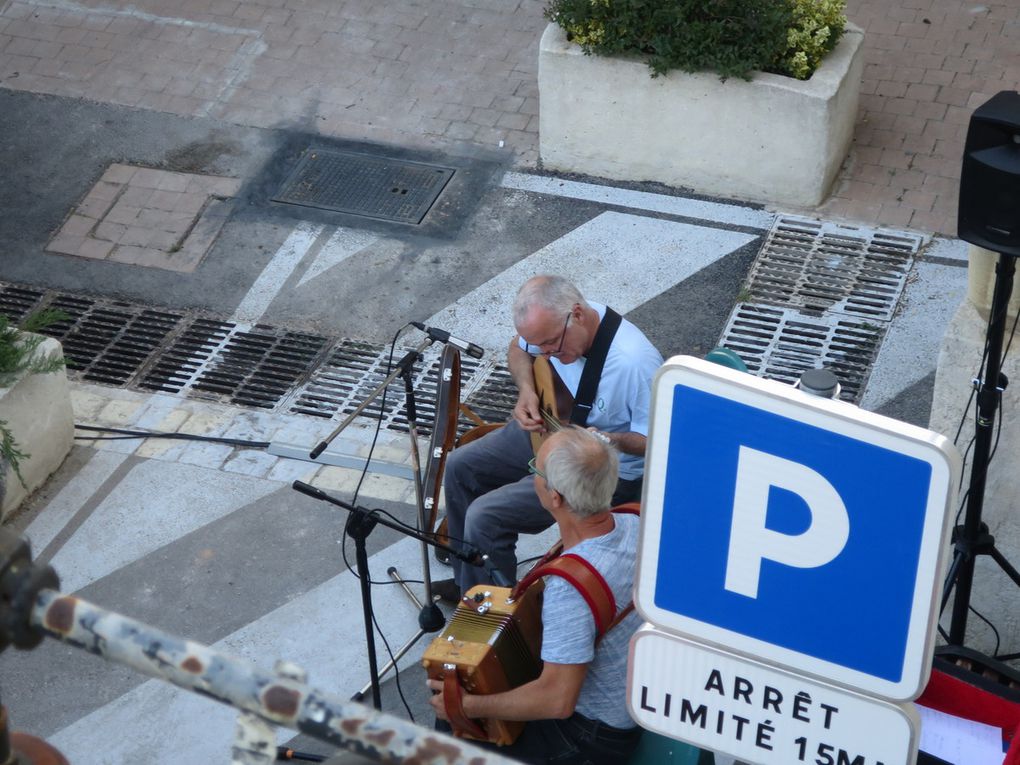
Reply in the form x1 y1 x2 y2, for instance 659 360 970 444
434 274 662 601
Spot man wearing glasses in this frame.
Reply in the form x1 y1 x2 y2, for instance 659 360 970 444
429 427 643 764
434 274 662 602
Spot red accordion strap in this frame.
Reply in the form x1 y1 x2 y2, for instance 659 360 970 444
443 672 487 740
533 554 616 636
511 503 640 637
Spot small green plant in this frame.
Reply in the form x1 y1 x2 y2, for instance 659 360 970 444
776 0 847 80
545 0 846 81
0 309 68 487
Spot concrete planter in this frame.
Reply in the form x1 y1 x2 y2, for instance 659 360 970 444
538 23 864 207
0 336 74 521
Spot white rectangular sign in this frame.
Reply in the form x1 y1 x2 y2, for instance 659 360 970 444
628 625 919 765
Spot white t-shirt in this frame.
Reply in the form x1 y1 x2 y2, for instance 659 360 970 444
519 302 662 480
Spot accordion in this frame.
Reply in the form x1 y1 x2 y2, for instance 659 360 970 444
422 582 544 745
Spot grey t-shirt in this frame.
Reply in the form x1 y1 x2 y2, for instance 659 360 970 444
539 513 641 729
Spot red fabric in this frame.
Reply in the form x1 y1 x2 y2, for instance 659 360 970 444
917 668 1020 764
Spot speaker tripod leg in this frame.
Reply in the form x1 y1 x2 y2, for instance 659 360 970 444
989 545 1020 588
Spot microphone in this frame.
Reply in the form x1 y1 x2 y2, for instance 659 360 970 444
411 321 485 359
292 480 330 502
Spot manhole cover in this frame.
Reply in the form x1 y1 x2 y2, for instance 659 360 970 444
272 148 455 224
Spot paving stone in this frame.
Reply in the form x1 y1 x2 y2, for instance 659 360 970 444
77 237 114 259
97 399 144 426
222 450 279 477
267 459 320 484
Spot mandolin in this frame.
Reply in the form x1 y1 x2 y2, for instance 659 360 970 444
529 355 574 454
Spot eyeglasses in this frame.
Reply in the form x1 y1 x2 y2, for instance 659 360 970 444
540 311 572 356
527 457 546 480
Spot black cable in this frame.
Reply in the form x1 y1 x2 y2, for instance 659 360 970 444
969 603 1001 658
74 424 269 448
371 608 415 722
351 326 408 507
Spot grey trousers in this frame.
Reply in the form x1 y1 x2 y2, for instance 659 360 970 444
443 420 643 591
443 420 550 591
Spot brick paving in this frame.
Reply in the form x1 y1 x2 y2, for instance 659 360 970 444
46 163 240 271
0 0 1018 237
823 0 1020 235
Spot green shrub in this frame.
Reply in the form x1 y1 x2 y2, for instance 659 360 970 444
779 0 847 79
0 309 68 487
545 0 846 81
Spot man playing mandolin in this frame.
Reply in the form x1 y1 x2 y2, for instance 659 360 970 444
434 274 662 601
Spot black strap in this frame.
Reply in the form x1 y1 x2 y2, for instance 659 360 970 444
570 307 622 428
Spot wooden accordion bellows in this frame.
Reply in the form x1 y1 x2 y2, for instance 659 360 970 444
422 583 544 745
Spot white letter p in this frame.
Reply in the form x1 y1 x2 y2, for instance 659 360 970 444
724 446 849 599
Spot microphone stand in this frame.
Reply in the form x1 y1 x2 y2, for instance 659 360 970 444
307 334 444 634
290 481 494 703
309 336 432 461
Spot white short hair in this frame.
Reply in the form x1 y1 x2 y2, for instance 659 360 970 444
544 427 619 518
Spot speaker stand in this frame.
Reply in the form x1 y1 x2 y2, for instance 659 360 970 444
942 251 1020 646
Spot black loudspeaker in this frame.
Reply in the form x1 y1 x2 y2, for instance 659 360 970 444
959 90 1020 258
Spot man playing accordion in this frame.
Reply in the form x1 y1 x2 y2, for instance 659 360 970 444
428 427 643 765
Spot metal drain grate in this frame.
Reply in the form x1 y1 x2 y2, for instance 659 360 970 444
0 279 519 432
718 304 885 403
288 339 413 422
462 365 518 428
139 322 328 410
52 302 184 386
0 286 185 386
286 343 511 439
0 284 47 324
138 318 236 394
272 148 455 224
745 216 921 320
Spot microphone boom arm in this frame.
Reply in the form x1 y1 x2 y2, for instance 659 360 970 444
309 337 433 460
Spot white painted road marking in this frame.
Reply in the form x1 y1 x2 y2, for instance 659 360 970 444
49 461 280 593
501 172 776 230
297 227 381 287
231 222 324 324
424 211 759 351
232 224 386 323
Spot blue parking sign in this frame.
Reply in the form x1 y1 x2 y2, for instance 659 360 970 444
635 357 959 701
